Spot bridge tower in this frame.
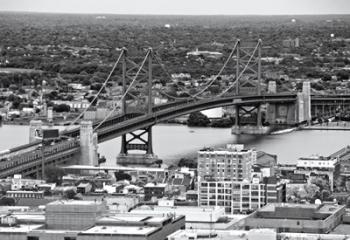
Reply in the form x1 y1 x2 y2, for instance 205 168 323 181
79 121 98 166
296 81 311 124
232 39 267 134
117 48 158 165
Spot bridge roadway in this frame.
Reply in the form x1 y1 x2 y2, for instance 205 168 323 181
63 93 350 143
0 139 80 178
2 93 350 178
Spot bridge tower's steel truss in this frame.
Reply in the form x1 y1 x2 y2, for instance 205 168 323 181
233 40 264 130
119 48 155 157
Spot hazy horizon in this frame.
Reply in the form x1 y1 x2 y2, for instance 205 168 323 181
0 0 349 15
1 10 350 16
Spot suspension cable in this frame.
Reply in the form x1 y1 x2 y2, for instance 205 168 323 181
192 40 239 98
152 40 239 100
69 49 125 126
218 41 260 97
151 52 194 100
93 49 151 132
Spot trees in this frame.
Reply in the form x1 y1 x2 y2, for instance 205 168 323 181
45 166 65 184
178 158 197 168
64 189 76 199
187 112 210 127
53 104 70 113
115 171 132 181
0 196 15 206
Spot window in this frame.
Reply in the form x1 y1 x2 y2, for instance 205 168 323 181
27 237 39 240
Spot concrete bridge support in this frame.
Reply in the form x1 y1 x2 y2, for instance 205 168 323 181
29 120 43 143
266 81 297 127
296 82 311 124
79 121 98 166
232 104 269 135
117 126 158 165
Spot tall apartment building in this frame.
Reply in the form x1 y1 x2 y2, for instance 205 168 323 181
197 144 256 182
198 145 285 214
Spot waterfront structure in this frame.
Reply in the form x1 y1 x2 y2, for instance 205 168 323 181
295 155 340 191
244 203 345 233
0 200 185 240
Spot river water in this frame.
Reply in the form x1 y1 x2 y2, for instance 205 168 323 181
0 124 349 165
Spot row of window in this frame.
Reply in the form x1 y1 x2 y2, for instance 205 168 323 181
0 141 78 171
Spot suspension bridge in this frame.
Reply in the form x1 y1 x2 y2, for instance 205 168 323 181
1 39 350 178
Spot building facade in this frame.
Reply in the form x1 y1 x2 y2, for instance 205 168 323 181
197 144 285 214
295 155 340 191
199 178 286 214
197 144 256 182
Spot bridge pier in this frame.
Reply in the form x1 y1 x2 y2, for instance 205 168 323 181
232 104 269 135
79 121 98 166
298 81 311 124
29 120 43 143
117 126 158 165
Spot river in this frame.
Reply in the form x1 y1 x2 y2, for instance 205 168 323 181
0 124 349 165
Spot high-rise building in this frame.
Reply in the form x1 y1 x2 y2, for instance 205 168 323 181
197 144 256 182
198 145 285 214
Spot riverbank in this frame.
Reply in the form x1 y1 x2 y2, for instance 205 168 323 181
302 122 350 131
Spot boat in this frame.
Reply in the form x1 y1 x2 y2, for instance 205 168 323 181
270 128 296 135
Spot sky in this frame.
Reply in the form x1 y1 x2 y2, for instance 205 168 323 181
0 0 349 15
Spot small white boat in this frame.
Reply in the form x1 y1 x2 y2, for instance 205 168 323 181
270 128 296 135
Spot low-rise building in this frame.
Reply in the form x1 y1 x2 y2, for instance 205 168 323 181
244 203 346 233
295 155 340 191
144 183 170 201
329 145 350 177
199 177 286 214
168 228 277 240
0 200 185 240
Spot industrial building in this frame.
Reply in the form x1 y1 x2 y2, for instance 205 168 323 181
0 200 185 240
244 203 345 233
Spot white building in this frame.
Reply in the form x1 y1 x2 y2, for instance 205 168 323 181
197 145 285 214
168 228 277 240
199 178 285 214
295 155 340 191
197 144 256 182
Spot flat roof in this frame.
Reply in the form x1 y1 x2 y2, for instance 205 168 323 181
47 200 103 206
12 214 45 222
98 215 149 223
257 203 344 216
144 183 167 187
62 165 167 172
80 225 158 236
0 224 43 233
144 216 168 223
